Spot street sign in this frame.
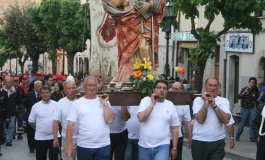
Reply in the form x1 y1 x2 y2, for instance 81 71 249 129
173 32 197 41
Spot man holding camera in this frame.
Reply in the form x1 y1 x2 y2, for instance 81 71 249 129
236 77 259 142
191 78 232 160
137 80 180 160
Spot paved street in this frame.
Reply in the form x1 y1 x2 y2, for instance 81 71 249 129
0 136 234 160
0 125 256 160
1 135 35 160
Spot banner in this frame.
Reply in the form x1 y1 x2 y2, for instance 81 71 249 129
89 0 118 79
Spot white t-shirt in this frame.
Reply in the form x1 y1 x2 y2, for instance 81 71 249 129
109 106 127 133
126 106 140 139
138 97 180 148
53 97 79 138
175 105 191 137
67 97 110 148
192 96 232 142
28 100 60 140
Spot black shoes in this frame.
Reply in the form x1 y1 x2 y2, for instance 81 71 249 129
6 142 12 146
236 137 240 141
30 149 34 153
18 135 23 140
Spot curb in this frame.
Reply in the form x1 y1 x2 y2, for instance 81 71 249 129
225 151 255 160
183 140 255 160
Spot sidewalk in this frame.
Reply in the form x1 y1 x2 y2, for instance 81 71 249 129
225 125 256 160
184 125 257 160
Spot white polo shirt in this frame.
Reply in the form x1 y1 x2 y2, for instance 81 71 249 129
67 97 111 148
28 100 60 140
53 97 79 138
138 97 180 148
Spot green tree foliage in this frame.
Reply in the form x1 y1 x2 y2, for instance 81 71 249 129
173 0 265 92
29 0 90 75
35 0 61 74
57 0 90 75
3 2 46 73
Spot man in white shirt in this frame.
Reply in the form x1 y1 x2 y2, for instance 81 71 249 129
109 106 130 160
192 78 231 160
125 106 140 160
28 86 60 160
53 80 77 160
137 80 180 160
66 76 115 160
169 82 192 160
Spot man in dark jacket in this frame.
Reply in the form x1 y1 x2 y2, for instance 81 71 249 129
3 76 21 146
13 76 25 139
28 71 43 92
0 84 8 155
24 80 42 153
253 103 265 160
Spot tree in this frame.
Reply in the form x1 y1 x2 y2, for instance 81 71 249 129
3 2 46 73
30 0 61 74
0 28 8 69
57 0 90 75
173 0 265 92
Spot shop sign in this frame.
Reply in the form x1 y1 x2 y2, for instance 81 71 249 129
225 33 253 53
173 32 197 41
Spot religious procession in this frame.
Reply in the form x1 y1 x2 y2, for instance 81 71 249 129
1 0 265 159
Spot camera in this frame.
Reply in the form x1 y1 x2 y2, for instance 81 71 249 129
154 95 159 100
101 95 107 99
206 94 211 97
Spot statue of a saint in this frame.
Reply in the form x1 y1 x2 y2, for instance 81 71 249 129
102 0 166 82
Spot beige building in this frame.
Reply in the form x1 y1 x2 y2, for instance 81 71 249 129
171 6 265 110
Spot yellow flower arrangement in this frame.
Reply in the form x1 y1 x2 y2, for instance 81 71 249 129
130 57 165 94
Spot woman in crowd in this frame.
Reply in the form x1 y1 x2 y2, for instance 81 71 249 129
51 82 64 102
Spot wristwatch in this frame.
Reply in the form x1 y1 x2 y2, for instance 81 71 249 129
103 103 108 107
213 105 218 109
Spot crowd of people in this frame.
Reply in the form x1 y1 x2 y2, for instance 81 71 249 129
0 70 265 160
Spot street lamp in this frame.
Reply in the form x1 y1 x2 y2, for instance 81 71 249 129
163 1 175 77
61 29 68 75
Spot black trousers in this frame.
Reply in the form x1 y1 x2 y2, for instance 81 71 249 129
256 136 265 160
0 116 4 150
170 137 184 160
26 122 35 151
35 139 59 160
110 129 128 160
191 139 225 160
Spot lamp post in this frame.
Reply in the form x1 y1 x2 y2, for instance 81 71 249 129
61 29 68 75
163 1 175 77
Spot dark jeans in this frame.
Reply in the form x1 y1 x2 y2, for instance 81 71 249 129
110 129 128 160
191 139 225 160
77 145 110 160
256 136 265 160
0 116 4 150
35 139 59 160
17 104 24 134
125 138 139 160
26 122 35 151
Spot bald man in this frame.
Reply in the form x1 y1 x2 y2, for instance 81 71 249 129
169 82 184 92
169 81 192 160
